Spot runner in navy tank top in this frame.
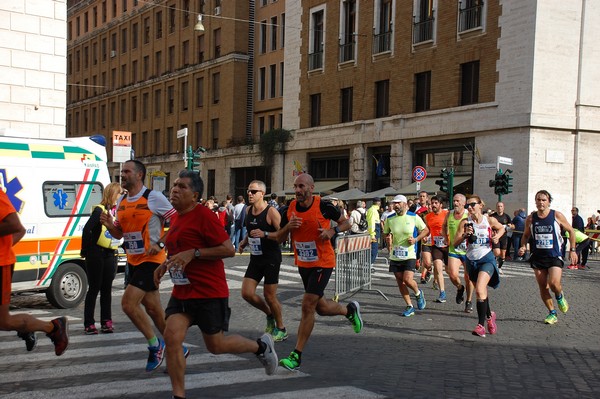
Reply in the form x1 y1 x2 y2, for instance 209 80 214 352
518 190 577 325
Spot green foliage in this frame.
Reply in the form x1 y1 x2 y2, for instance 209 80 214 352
259 128 292 166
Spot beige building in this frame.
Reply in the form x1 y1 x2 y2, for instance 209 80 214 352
1 0 68 139
65 0 600 218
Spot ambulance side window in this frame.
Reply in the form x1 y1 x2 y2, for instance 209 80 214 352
42 181 104 217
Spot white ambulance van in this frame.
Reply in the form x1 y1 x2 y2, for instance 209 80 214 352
0 134 111 308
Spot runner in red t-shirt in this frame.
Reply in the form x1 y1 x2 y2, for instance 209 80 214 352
153 170 278 399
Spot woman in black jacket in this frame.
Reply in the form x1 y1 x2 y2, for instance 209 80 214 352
81 182 122 334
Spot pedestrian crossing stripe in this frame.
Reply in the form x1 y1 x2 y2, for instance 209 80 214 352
240 386 386 399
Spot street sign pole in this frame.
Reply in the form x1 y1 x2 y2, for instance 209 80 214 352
177 128 188 168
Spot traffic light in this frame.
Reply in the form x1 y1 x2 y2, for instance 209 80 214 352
500 169 513 194
435 168 454 208
489 169 504 195
436 169 450 193
185 146 203 171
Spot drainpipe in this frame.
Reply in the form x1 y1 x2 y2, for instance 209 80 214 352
573 0 586 205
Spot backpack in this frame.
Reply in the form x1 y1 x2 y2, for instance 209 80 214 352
357 211 368 231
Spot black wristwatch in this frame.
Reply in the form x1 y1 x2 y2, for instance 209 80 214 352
157 241 165 249
194 248 201 258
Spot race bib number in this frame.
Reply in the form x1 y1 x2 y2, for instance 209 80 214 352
434 235 447 247
123 231 144 255
169 267 190 285
392 245 410 260
535 233 553 249
248 237 263 256
295 241 318 262
457 241 468 252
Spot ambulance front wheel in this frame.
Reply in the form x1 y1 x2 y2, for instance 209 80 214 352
46 263 89 309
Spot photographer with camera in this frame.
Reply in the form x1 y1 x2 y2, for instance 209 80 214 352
454 195 505 338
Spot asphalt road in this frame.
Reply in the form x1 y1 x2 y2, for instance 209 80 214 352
1 254 599 398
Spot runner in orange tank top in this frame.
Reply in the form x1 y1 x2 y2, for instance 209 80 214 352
424 196 450 303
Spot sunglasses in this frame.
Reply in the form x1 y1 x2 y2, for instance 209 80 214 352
466 202 480 208
247 189 263 195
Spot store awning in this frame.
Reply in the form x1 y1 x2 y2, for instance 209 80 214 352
363 186 398 200
312 180 348 194
389 176 471 196
323 188 366 201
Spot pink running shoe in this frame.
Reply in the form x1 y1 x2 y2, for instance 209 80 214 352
472 324 486 337
487 311 497 335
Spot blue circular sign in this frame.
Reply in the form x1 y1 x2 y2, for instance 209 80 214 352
412 166 427 182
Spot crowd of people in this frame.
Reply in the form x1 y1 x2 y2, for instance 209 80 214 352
1 162 591 398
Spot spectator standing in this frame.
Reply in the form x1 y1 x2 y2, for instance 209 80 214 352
511 209 527 260
349 202 367 235
80 182 122 334
571 207 585 233
367 197 382 266
231 196 247 250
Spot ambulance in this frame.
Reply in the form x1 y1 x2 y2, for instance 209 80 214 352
0 133 112 308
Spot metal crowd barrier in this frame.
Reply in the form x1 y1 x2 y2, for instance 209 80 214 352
333 233 388 302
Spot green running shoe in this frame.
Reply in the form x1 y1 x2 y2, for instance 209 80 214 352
272 327 288 342
346 301 363 333
557 295 569 314
280 351 300 371
265 315 275 334
544 312 558 325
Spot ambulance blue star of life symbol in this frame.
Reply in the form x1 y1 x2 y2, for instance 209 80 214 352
0 168 24 213
53 190 69 210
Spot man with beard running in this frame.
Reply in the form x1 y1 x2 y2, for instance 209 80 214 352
424 196 449 303
272 173 363 371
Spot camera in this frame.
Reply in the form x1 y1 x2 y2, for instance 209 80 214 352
466 223 477 244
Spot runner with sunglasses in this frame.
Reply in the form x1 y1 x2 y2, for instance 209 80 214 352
454 195 505 337
239 180 288 342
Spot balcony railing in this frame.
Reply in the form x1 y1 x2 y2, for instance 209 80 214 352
459 2 483 32
373 30 392 54
308 50 323 70
413 16 434 44
339 41 355 63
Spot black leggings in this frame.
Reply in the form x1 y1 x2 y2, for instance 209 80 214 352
84 246 117 326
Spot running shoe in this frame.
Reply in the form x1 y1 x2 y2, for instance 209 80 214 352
456 285 465 304
280 351 300 371
472 324 486 337
425 271 433 283
146 338 165 372
346 301 363 333
265 315 275 334
272 327 288 342
432 280 439 290
100 320 113 333
256 333 278 375
183 345 190 359
578 264 587 270
487 311 497 335
557 295 569 314
84 324 98 335
17 332 37 352
416 289 426 310
465 301 474 313
567 264 578 270
402 306 415 317
436 291 447 303
47 316 69 356
420 269 427 284
544 312 558 325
